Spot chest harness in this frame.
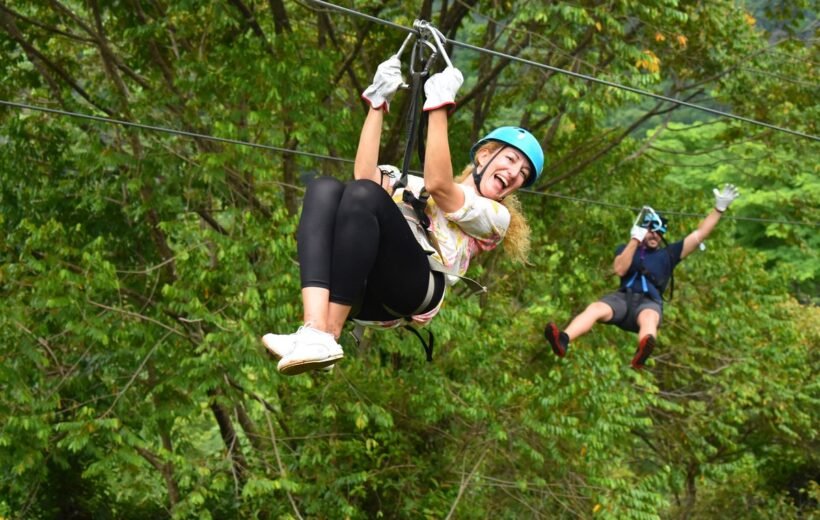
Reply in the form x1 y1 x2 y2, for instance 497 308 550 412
623 243 674 302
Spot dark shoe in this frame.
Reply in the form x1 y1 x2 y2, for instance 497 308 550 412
544 322 569 358
632 334 656 369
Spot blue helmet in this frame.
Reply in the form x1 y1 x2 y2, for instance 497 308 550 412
641 212 668 234
470 127 545 188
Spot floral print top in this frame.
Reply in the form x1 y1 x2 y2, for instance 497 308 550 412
353 174 510 330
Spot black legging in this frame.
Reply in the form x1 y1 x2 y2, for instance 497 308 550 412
296 177 444 321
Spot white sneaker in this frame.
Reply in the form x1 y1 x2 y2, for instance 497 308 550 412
277 327 344 376
261 332 297 359
262 327 339 373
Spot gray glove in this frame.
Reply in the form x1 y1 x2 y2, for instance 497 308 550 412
423 66 463 112
362 56 404 112
631 226 648 243
713 183 740 212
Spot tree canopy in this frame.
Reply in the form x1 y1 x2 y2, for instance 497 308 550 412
0 1 817 518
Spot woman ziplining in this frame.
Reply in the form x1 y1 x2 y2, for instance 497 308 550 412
544 185 740 369
261 23 545 375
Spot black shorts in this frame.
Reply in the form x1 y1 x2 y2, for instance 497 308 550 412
599 291 663 333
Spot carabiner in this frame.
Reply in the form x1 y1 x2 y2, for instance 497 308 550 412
408 32 438 75
412 41 438 75
415 20 452 68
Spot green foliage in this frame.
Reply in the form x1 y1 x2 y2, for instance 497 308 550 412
0 1 816 518
656 121 819 302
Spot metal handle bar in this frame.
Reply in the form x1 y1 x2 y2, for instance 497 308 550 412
633 205 660 227
395 32 415 59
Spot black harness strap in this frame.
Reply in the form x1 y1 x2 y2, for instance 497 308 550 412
661 236 674 300
402 188 431 228
404 325 434 362
472 145 507 197
396 31 438 192
398 68 422 191
374 25 446 363
619 287 642 333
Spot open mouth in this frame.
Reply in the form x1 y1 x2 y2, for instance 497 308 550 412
493 173 508 190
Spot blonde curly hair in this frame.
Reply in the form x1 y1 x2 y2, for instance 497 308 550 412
455 141 531 263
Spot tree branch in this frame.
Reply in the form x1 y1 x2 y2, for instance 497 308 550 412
135 445 180 506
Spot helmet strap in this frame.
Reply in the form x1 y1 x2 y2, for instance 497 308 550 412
472 145 507 197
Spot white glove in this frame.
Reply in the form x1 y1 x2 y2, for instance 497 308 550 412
361 56 404 112
423 66 463 112
631 226 648 242
713 183 740 212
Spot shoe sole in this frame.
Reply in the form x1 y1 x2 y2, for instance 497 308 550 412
544 323 566 357
632 336 656 369
278 353 344 376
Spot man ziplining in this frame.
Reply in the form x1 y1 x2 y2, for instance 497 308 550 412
545 185 740 369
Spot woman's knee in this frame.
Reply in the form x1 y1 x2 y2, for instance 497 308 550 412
340 179 388 213
305 176 345 204
345 178 383 198
299 177 346 238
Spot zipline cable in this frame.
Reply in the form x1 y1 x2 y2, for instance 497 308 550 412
307 0 820 143
521 189 819 227
438 2 820 91
1 99 816 228
0 99 353 165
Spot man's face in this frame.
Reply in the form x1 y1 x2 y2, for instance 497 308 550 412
644 228 663 248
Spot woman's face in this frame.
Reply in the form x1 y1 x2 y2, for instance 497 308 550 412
474 145 531 200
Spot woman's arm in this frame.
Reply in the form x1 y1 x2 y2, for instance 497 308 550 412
355 56 405 185
423 110 464 212
421 66 465 213
353 107 384 184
